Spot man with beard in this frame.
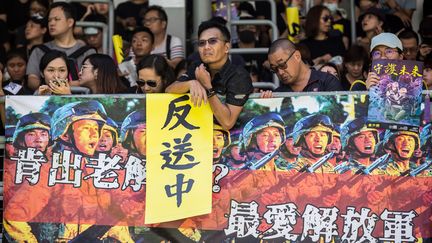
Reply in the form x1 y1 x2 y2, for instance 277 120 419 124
381 130 420 176
336 117 380 174
292 114 335 173
212 124 230 164
275 126 301 170
241 112 285 171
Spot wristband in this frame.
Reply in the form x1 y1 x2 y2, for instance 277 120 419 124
206 88 216 98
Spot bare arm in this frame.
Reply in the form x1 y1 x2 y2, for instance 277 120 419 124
27 74 41 91
208 96 243 130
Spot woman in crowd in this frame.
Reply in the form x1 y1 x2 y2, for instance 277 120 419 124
2 49 32 95
136 54 175 94
341 45 369 90
17 13 48 56
356 7 385 53
300 5 345 66
319 62 340 80
37 50 70 95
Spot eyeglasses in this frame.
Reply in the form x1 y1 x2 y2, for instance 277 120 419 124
371 48 399 59
137 79 158 88
269 51 296 73
80 64 93 72
322 15 333 22
197 37 224 47
143 17 161 25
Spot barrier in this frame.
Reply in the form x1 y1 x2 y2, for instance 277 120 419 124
2 92 432 242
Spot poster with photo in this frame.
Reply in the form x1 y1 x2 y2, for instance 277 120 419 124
367 59 423 132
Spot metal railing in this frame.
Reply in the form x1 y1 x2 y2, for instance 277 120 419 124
226 0 280 90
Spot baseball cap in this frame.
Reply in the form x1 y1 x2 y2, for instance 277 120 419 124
370 33 403 53
84 27 99 35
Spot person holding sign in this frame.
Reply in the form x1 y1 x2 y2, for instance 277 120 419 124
351 32 404 91
166 21 253 130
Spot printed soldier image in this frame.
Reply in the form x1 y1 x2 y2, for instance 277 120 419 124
275 126 301 170
336 117 380 174
224 140 247 170
13 113 52 153
5 126 16 158
213 124 230 164
381 130 420 176
95 117 119 155
292 114 335 173
420 123 432 160
326 125 344 165
51 100 107 157
121 110 146 158
241 112 285 170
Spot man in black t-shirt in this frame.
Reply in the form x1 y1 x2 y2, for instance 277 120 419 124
264 38 342 94
166 21 253 130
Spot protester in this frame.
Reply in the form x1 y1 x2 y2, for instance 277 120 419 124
319 62 340 80
136 54 174 94
341 45 369 90
26 2 95 90
300 5 345 65
37 50 70 95
398 29 419 61
166 21 253 130
143 5 184 69
264 38 342 95
3 49 32 95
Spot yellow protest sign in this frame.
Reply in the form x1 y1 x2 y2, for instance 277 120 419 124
145 94 213 224
286 7 300 43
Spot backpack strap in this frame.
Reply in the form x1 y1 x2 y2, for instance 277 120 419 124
69 46 94 59
33 44 52 55
166 34 171 60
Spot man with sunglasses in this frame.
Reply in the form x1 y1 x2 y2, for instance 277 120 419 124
265 38 342 94
166 20 253 130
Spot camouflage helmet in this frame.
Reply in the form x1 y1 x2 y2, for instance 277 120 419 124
291 114 333 147
120 110 146 150
214 124 231 148
102 117 119 147
5 126 16 143
51 100 107 142
241 112 286 151
340 117 379 150
332 125 341 138
419 123 432 148
383 129 420 151
13 113 51 148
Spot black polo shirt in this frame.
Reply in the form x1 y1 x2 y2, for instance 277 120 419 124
178 60 253 106
275 69 343 92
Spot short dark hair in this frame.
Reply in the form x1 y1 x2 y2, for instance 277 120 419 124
398 29 419 45
268 38 297 56
136 54 175 90
49 2 77 27
39 50 69 78
132 26 155 44
305 5 328 39
198 20 231 42
6 48 27 64
144 5 168 26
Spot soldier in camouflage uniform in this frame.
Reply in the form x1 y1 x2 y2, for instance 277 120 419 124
291 114 335 173
335 117 380 174
275 126 301 171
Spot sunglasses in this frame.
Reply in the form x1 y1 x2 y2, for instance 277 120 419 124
137 79 158 88
270 50 296 73
322 15 333 22
197 37 224 47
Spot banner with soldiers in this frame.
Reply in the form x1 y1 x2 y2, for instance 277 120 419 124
3 94 432 242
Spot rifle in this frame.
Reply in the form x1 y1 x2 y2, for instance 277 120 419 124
356 153 391 175
298 152 334 173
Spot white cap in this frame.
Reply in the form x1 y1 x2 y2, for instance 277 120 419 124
370 33 403 53
84 27 99 35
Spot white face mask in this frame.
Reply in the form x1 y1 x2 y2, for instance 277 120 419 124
323 3 338 13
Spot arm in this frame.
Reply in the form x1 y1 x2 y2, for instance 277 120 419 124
208 96 243 130
165 80 208 107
